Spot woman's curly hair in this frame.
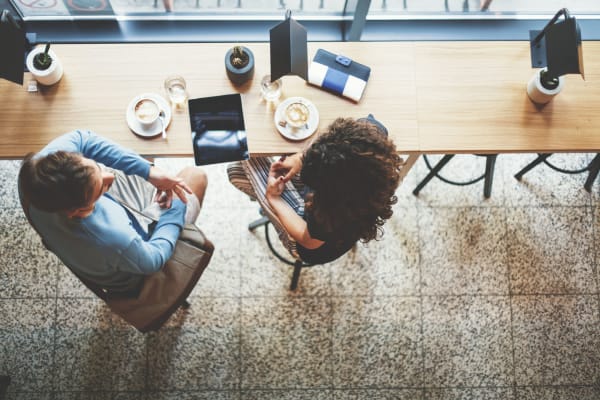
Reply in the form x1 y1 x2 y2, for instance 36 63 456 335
300 117 403 243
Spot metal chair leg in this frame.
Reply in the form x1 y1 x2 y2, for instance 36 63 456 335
483 154 497 198
413 154 454 196
584 153 600 192
290 260 303 290
514 153 552 181
250 217 314 290
248 216 269 231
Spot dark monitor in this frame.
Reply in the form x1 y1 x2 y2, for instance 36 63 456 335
529 8 584 81
269 10 308 82
189 94 249 166
545 17 584 79
0 10 27 85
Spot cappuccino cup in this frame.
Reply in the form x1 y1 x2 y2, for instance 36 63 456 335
285 102 310 129
134 98 160 127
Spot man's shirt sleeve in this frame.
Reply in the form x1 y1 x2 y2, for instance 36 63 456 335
39 130 152 179
117 200 186 274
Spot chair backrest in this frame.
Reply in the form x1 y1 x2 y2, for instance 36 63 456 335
18 170 214 332
102 223 214 332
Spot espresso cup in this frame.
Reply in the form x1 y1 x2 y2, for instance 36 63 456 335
285 102 310 129
134 98 160 127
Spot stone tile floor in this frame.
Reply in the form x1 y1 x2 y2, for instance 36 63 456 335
1 153 600 399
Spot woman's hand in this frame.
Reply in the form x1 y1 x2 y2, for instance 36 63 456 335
148 166 192 208
271 152 303 183
266 168 285 197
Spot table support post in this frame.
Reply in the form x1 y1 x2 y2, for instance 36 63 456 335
399 152 420 182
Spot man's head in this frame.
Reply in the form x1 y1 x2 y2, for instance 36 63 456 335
19 151 114 218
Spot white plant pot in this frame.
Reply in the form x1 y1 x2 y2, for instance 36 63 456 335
527 67 564 105
26 47 64 86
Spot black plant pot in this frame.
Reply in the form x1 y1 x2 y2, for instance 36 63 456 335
225 46 255 85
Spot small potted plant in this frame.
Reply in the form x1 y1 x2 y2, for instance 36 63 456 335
225 45 255 85
26 43 64 86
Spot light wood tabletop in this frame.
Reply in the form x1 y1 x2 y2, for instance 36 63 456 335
0 41 598 161
0 42 418 159
415 41 600 154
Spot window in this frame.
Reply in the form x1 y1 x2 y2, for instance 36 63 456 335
9 0 600 42
11 0 348 20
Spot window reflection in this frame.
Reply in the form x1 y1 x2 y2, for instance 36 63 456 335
10 0 346 19
9 0 600 21
370 0 600 14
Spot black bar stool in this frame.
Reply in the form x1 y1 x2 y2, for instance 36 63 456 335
249 214 315 291
413 154 499 199
514 153 600 192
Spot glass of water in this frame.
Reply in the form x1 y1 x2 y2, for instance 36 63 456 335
164 75 188 108
260 74 282 103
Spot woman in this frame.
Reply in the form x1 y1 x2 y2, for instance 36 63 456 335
228 116 403 264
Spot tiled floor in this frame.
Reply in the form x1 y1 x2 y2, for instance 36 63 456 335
1 153 600 399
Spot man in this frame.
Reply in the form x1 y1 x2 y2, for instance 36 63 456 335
19 130 207 296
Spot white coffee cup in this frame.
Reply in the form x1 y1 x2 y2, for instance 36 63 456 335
134 98 160 127
285 102 310 129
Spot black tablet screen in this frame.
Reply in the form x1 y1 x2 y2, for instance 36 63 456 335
189 93 249 166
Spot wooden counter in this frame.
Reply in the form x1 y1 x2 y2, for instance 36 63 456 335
0 42 418 158
415 41 600 154
1 41 598 160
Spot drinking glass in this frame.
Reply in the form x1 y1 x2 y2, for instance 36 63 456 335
260 74 282 102
164 75 188 108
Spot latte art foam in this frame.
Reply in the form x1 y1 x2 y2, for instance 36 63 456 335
135 99 159 123
285 102 309 128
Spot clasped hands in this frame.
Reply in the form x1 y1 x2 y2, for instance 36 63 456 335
266 153 303 197
148 166 192 209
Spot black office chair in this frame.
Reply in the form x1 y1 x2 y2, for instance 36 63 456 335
514 153 600 192
413 154 499 198
248 212 315 291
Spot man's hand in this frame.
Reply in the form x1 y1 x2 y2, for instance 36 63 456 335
270 153 303 183
148 166 192 208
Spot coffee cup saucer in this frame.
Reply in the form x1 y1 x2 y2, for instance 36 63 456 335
274 96 319 141
126 93 172 138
